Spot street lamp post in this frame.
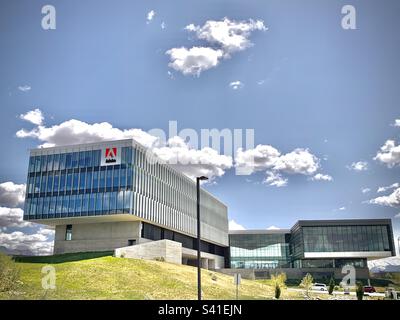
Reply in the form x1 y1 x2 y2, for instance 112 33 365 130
196 176 208 301
398 236 400 256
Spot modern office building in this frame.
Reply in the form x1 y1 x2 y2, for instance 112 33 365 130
23 139 229 268
225 219 396 279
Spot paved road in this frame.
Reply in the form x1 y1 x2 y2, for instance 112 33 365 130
287 287 385 298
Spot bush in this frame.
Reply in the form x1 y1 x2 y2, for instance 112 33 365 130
275 284 281 299
0 253 20 293
300 273 314 297
356 282 364 301
328 277 335 295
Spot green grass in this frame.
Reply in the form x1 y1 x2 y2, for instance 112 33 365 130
2 254 285 300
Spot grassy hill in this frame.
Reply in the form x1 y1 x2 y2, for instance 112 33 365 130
2 252 281 300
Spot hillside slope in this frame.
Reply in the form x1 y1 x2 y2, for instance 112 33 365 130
3 254 277 300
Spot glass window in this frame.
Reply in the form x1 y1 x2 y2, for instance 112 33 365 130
46 154 53 172
120 167 126 188
82 194 89 215
79 151 85 167
56 196 62 215
46 173 53 193
93 150 101 167
35 156 41 173
124 190 131 211
49 197 57 215
34 174 40 193
62 195 69 215
53 172 59 193
59 153 66 170
110 192 117 213
29 157 35 173
72 172 79 191
86 171 92 190
106 168 112 188
95 193 103 213
117 191 124 211
69 194 76 214
88 193 96 214
92 170 99 191
127 168 133 187
85 151 92 167
75 194 82 214
65 225 72 241
66 173 72 191
37 197 44 216
103 192 110 213
53 154 60 171
113 168 120 189
71 152 79 168
79 171 86 190
41 155 47 172
65 153 72 169
99 170 106 188
60 174 66 192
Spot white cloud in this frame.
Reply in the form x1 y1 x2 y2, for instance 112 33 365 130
0 230 53 256
339 207 346 211
347 161 368 171
146 10 155 23
161 22 166 30
19 108 44 126
374 140 400 168
0 207 32 228
18 85 31 92
151 136 232 180
16 110 232 181
235 145 320 185
229 219 245 230
266 225 280 230
16 117 159 149
229 81 244 90
392 119 400 127
395 213 400 218
361 188 371 194
311 173 333 182
377 183 399 193
167 18 266 76
0 182 26 208
368 187 400 207
166 46 224 77
185 18 266 56
263 171 287 187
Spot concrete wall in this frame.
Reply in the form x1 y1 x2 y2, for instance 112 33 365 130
54 221 141 254
218 267 371 281
114 239 182 264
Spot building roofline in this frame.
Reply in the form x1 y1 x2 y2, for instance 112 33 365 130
229 229 291 235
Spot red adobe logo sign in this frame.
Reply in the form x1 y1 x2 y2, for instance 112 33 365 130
105 147 117 163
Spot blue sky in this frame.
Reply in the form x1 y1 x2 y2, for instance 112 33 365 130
0 0 400 253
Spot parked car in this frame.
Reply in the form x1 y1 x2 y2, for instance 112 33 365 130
311 283 328 291
363 286 376 293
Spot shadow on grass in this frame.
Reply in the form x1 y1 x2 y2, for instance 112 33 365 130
13 251 114 264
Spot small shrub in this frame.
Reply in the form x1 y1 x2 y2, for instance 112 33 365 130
0 253 20 293
356 282 364 300
211 274 217 282
275 284 281 299
328 277 335 295
300 273 314 297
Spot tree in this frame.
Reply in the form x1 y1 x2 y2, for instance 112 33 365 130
271 272 287 299
300 273 314 298
328 277 335 295
0 253 20 294
356 282 364 301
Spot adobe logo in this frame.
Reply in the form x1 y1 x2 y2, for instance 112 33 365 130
105 147 117 163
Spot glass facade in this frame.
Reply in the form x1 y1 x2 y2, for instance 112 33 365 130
230 221 395 269
141 222 226 256
301 225 392 253
24 147 134 219
229 233 291 269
